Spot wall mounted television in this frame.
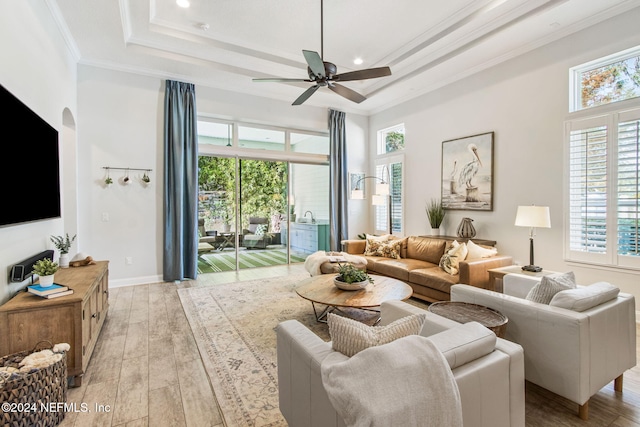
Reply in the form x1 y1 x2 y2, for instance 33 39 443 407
0 83 61 227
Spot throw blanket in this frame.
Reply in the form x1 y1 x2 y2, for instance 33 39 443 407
321 335 463 427
304 251 367 276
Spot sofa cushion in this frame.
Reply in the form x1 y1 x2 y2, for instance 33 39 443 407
406 236 447 264
409 267 458 294
425 321 497 369
372 259 433 281
327 312 426 357
549 282 620 312
466 240 498 259
525 272 576 304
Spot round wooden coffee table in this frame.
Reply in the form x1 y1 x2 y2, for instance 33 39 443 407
296 274 413 324
428 301 508 338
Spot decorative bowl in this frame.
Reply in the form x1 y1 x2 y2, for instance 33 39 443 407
333 277 368 291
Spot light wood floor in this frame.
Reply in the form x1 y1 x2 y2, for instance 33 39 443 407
58 264 640 427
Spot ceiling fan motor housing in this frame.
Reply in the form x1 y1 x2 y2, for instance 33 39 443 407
307 61 337 81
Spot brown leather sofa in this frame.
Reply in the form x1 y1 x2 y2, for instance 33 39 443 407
342 236 512 302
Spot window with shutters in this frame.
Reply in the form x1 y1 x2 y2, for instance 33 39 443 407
374 156 403 235
565 108 640 269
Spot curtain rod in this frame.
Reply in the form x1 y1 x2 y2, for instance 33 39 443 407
102 167 152 172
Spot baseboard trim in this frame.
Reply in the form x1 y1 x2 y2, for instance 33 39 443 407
108 274 164 288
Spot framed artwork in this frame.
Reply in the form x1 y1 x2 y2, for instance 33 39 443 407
349 172 365 198
441 132 494 211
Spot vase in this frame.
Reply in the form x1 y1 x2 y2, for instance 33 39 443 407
39 274 55 287
457 217 476 238
59 253 69 268
431 228 440 236
333 276 368 291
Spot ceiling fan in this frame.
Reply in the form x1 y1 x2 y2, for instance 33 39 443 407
252 0 392 106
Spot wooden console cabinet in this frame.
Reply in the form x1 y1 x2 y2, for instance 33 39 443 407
0 261 109 386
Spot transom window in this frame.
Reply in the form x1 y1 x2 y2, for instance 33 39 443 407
570 45 640 112
377 124 405 155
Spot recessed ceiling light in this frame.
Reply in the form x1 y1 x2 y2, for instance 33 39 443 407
353 58 363 65
176 0 190 8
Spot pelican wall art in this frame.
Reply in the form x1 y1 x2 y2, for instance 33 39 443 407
441 132 494 211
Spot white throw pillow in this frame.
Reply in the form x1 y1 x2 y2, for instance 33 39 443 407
550 282 620 312
450 240 468 261
439 243 467 275
466 240 497 259
363 234 393 255
525 272 576 304
328 313 425 357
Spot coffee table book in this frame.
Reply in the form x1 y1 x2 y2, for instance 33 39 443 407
27 283 68 297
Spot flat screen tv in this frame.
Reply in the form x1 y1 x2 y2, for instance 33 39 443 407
0 83 61 227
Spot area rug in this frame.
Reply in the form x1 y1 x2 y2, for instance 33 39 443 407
177 273 381 427
198 248 307 273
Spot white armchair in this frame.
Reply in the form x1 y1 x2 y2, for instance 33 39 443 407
276 300 525 427
450 275 636 420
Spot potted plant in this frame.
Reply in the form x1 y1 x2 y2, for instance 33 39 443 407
51 233 76 268
426 198 445 236
334 263 373 290
32 258 59 287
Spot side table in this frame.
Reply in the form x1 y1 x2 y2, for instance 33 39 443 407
428 301 508 338
487 265 560 293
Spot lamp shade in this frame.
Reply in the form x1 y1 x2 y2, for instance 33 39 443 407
375 182 390 196
371 194 386 206
515 205 551 228
351 189 364 200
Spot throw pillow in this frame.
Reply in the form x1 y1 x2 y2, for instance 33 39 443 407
466 240 498 259
363 234 392 255
328 312 426 357
439 243 467 275
549 282 620 312
449 240 468 261
254 224 268 236
525 271 577 304
364 237 402 259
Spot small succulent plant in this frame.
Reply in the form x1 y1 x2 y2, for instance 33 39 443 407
32 258 59 276
336 263 373 284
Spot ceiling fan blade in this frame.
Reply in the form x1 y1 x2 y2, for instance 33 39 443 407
292 85 320 105
253 78 312 82
302 50 325 79
328 83 367 104
333 67 392 82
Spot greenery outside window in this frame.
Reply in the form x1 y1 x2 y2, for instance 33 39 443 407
377 124 405 155
570 45 640 112
565 107 640 269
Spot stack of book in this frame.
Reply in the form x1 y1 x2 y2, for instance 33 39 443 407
27 283 74 299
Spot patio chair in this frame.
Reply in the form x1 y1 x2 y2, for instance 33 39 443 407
242 217 271 249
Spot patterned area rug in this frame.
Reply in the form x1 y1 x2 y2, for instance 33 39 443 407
177 273 380 427
197 248 307 273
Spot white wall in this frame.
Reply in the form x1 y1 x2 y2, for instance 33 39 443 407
0 1 77 305
369 9 640 298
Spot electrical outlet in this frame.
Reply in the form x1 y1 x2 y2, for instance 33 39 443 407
125 257 133 265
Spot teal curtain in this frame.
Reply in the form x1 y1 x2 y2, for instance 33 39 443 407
329 109 348 251
163 80 198 281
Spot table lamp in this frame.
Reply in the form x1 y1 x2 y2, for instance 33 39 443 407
514 205 551 272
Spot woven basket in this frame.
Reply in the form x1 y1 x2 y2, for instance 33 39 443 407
0 341 68 427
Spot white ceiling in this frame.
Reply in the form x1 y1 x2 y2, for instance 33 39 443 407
50 0 639 115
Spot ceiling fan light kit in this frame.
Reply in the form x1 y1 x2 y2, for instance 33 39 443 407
252 0 392 105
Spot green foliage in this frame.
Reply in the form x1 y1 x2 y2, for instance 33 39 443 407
198 157 288 228
357 233 367 240
426 198 445 228
385 131 405 152
50 233 76 254
105 177 113 185
336 263 373 284
32 258 59 276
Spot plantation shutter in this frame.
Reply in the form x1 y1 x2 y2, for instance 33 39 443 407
567 119 609 263
390 162 402 234
617 110 640 266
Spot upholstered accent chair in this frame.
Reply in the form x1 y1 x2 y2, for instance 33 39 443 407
242 217 271 249
198 218 218 251
277 300 525 427
450 275 636 420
